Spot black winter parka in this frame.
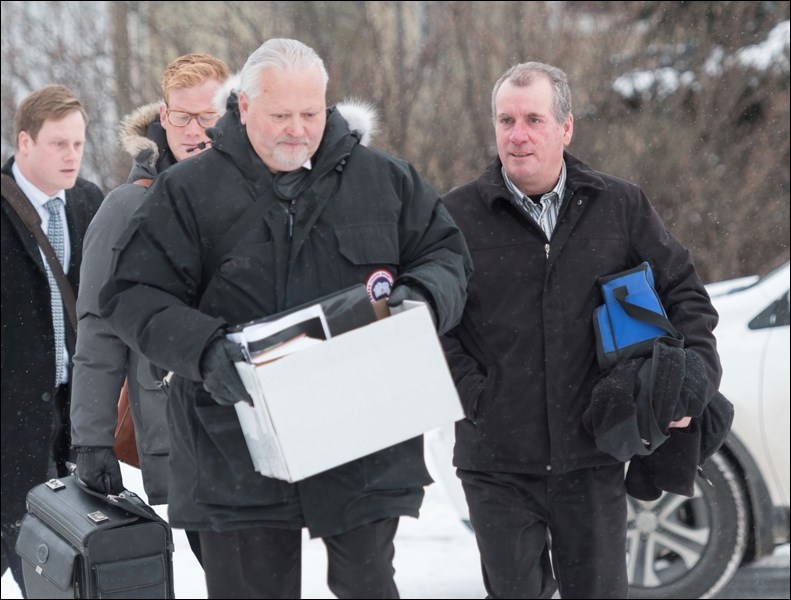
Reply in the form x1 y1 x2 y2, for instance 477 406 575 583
441 153 721 474
100 102 472 535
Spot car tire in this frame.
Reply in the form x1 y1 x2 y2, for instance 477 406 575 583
626 452 748 599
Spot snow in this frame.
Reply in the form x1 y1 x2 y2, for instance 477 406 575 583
0 432 486 599
3 432 788 599
613 20 790 102
612 67 696 101
736 20 790 72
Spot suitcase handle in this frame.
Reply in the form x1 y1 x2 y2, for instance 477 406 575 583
66 470 164 523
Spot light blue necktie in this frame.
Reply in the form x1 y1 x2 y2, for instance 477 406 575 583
44 197 66 386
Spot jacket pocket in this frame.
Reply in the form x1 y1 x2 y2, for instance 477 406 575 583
136 357 167 391
193 402 294 506
468 364 500 424
202 240 278 319
336 223 399 266
459 370 488 422
135 358 170 455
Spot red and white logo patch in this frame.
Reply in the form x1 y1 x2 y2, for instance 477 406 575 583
365 269 395 302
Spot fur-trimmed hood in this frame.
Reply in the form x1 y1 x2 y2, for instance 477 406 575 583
333 98 379 147
117 74 378 182
117 102 173 183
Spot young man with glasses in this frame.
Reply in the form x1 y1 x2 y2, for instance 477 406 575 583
69 53 229 566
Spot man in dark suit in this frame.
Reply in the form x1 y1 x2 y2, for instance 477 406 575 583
1 84 103 596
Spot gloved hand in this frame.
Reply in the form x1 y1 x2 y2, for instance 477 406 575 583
387 284 437 327
75 447 124 495
199 337 253 406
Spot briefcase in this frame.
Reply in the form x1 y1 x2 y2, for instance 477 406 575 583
15 474 174 599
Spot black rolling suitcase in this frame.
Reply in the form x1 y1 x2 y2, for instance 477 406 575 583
15 474 174 598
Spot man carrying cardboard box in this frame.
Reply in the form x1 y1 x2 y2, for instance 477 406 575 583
100 38 472 599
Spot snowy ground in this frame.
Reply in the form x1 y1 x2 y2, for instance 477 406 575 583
3 429 788 599
1 431 486 599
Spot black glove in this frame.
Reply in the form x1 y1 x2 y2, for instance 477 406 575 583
387 285 437 327
200 337 253 406
75 447 124 495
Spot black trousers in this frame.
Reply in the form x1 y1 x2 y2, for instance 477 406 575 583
51 384 72 477
459 463 628 599
199 517 400 599
185 529 203 566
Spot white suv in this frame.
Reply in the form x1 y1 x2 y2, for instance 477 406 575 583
429 260 790 599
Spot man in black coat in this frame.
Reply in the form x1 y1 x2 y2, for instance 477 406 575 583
441 62 721 599
100 38 471 598
1 85 103 596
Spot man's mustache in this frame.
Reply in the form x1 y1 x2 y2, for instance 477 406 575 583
278 137 309 145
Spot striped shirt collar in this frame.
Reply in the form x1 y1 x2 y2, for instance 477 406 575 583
501 161 566 240
501 160 566 207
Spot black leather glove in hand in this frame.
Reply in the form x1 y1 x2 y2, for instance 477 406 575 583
200 337 253 406
75 447 124 495
387 285 437 328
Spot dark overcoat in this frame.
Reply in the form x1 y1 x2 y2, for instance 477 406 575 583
1 157 103 529
441 153 721 474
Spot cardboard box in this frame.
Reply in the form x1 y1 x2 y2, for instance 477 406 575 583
234 301 463 482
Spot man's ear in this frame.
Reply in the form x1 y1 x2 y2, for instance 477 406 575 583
563 114 574 146
159 102 169 131
17 131 31 153
238 92 249 125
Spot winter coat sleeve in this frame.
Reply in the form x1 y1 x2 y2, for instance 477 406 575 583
71 187 141 448
394 163 473 335
70 313 128 447
629 188 722 402
98 171 227 382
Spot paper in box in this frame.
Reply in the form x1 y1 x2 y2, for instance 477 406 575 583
233 300 463 482
227 284 377 358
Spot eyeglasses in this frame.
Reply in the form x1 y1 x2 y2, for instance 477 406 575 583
165 109 220 128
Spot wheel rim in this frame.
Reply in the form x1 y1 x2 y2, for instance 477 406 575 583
626 482 712 588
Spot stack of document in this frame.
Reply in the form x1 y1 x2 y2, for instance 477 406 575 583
247 334 324 365
226 303 330 362
229 285 381 480
229 302 334 480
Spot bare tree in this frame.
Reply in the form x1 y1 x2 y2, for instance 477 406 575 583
2 1 787 279
1 1 124 189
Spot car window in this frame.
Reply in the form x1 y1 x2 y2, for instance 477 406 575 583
749 290 790 329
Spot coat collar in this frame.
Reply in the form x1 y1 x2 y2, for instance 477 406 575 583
476 151 609 212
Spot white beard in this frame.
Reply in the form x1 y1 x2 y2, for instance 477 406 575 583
273 143 310 171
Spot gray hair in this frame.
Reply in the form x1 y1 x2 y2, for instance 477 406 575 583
491 62 572 125
239 38 329 100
